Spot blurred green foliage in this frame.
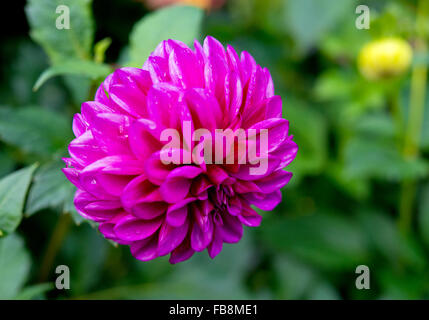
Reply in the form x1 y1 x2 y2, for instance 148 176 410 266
0 0 429 300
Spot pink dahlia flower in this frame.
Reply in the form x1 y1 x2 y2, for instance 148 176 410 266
62 36 297 263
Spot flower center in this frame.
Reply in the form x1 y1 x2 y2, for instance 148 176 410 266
209 184 235 217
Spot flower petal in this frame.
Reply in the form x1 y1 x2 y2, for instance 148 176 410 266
114 215 163 241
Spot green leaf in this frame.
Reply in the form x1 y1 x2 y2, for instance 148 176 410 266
0 234 31 299
34 59 112 91
273 255 316 299
378 269 429 299
260 213 369 270
0 164 38 235
327 162 370 200
0 151 14 178
284 0 354 51
26 161 74 216
129 5 204 67
319 9 371 60
353 113 396 139
315 70 386 115
25 0 94 63
419 183 429 249
359 211 426 270
25 160 85 225
344 136 429 181
63 225 108 295
94 38 112 64
64 196 84 225
283 98 328 177
0 107 72 157
7 42 53 107
306 280 340 300
314 70 354 101
14 283 53 300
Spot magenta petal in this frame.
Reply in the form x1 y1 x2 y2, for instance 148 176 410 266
110 67 152 93
169 236 195 264
233 180 261 194
160 166 202 203
243 65 267 112
227 195 242 216
62 167 81 189
208 226 223 259
121 175 161 207
239 203 262 227
191 204 214 251
168 42 203 88
232 156 281 181
94 73 113 105
203 36 228 106
185 88 222 130
266 95 282 119
158 219 189 256
90 113 132 155
80 156 144 196
273 139 299 168
144 150 175 185
147 83 181 128
72 113 87 137
264 68 275 98
132 202 167 220
130 235 159 261
114 215 162 241
81 155 144 175
68 131 106 167
248 118 289 153
191 223 210 251
191 217 213 251
190 176 212 196
244 190 282 211
129 118 163 160
81 101 117 127
121 175 166 219
219 213 243 243
255 170 292 194
74 189 119 221
240 51 257 85
98 222 116 239
166 198 194 227
226 44 241 73
144 55 170 83
109 84 147 118
225 71 243 123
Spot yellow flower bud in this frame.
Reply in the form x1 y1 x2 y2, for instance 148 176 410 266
358 38 413 80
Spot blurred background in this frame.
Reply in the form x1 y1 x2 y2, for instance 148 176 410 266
1 0 429 300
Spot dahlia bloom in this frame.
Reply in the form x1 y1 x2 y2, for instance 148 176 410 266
63 36 297 263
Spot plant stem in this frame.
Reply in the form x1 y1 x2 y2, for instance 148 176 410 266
398 0 429 234
390 88 404 145
38 213 72 282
